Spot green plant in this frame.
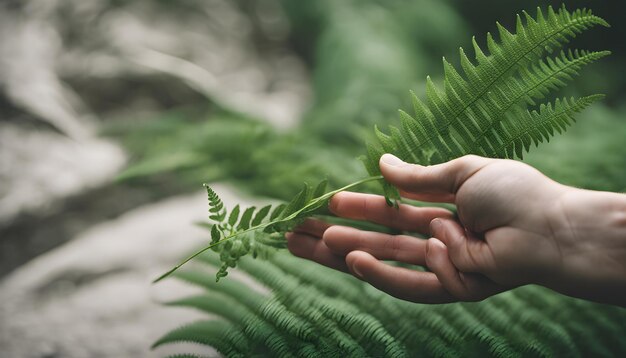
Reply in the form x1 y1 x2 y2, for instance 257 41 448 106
155 5 609 283
154 5 626 357
154 251 626 357
173 177 380 281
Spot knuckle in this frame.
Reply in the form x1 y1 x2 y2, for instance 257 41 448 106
461 154 481 162
455 154 488 172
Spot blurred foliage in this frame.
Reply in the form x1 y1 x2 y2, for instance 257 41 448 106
107 0 625 199
107 0 471 199
105 108 366 200
112 0 451 198
290 0 468 145
526 104 626 192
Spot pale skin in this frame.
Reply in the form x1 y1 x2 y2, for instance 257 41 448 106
286 154 626 306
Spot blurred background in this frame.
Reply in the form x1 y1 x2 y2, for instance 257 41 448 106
0 0 624 357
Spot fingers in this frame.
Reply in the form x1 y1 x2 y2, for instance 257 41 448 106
425 238 503 301
379 154 492 202
425 238 467 297
341 238 503 303
429 218 495 274
286 231 348 272
288 221 504 303
323 225 427 265
330 191 453 233
346 250 456 303
292 218 331 237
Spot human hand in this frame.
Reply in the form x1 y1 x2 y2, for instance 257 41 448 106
287 154 626 305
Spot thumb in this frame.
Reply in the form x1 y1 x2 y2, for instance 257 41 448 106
379 154 492 203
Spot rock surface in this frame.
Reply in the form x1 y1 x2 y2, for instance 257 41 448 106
0 186 265 357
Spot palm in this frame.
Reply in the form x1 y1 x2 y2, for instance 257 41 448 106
453 160 565 285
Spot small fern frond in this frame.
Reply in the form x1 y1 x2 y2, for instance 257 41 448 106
203 184 225 222
154 176 382 282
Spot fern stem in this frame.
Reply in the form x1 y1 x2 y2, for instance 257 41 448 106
153 175 384 283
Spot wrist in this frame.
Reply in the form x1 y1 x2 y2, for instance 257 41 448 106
545 187 626 305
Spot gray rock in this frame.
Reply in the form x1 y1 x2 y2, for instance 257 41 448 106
0 186 266 357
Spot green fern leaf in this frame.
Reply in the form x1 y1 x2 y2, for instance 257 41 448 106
312 179 328 198
279 183 310 219
238 206 256 230
228 205 240 227
210 225 220 246
269 203 286 221
251 204 272 226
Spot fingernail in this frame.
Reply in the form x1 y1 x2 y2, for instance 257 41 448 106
351 264 363 278
380 153 405 167
430 219 442 232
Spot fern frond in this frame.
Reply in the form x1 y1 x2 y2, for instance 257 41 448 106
364 5 609 179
